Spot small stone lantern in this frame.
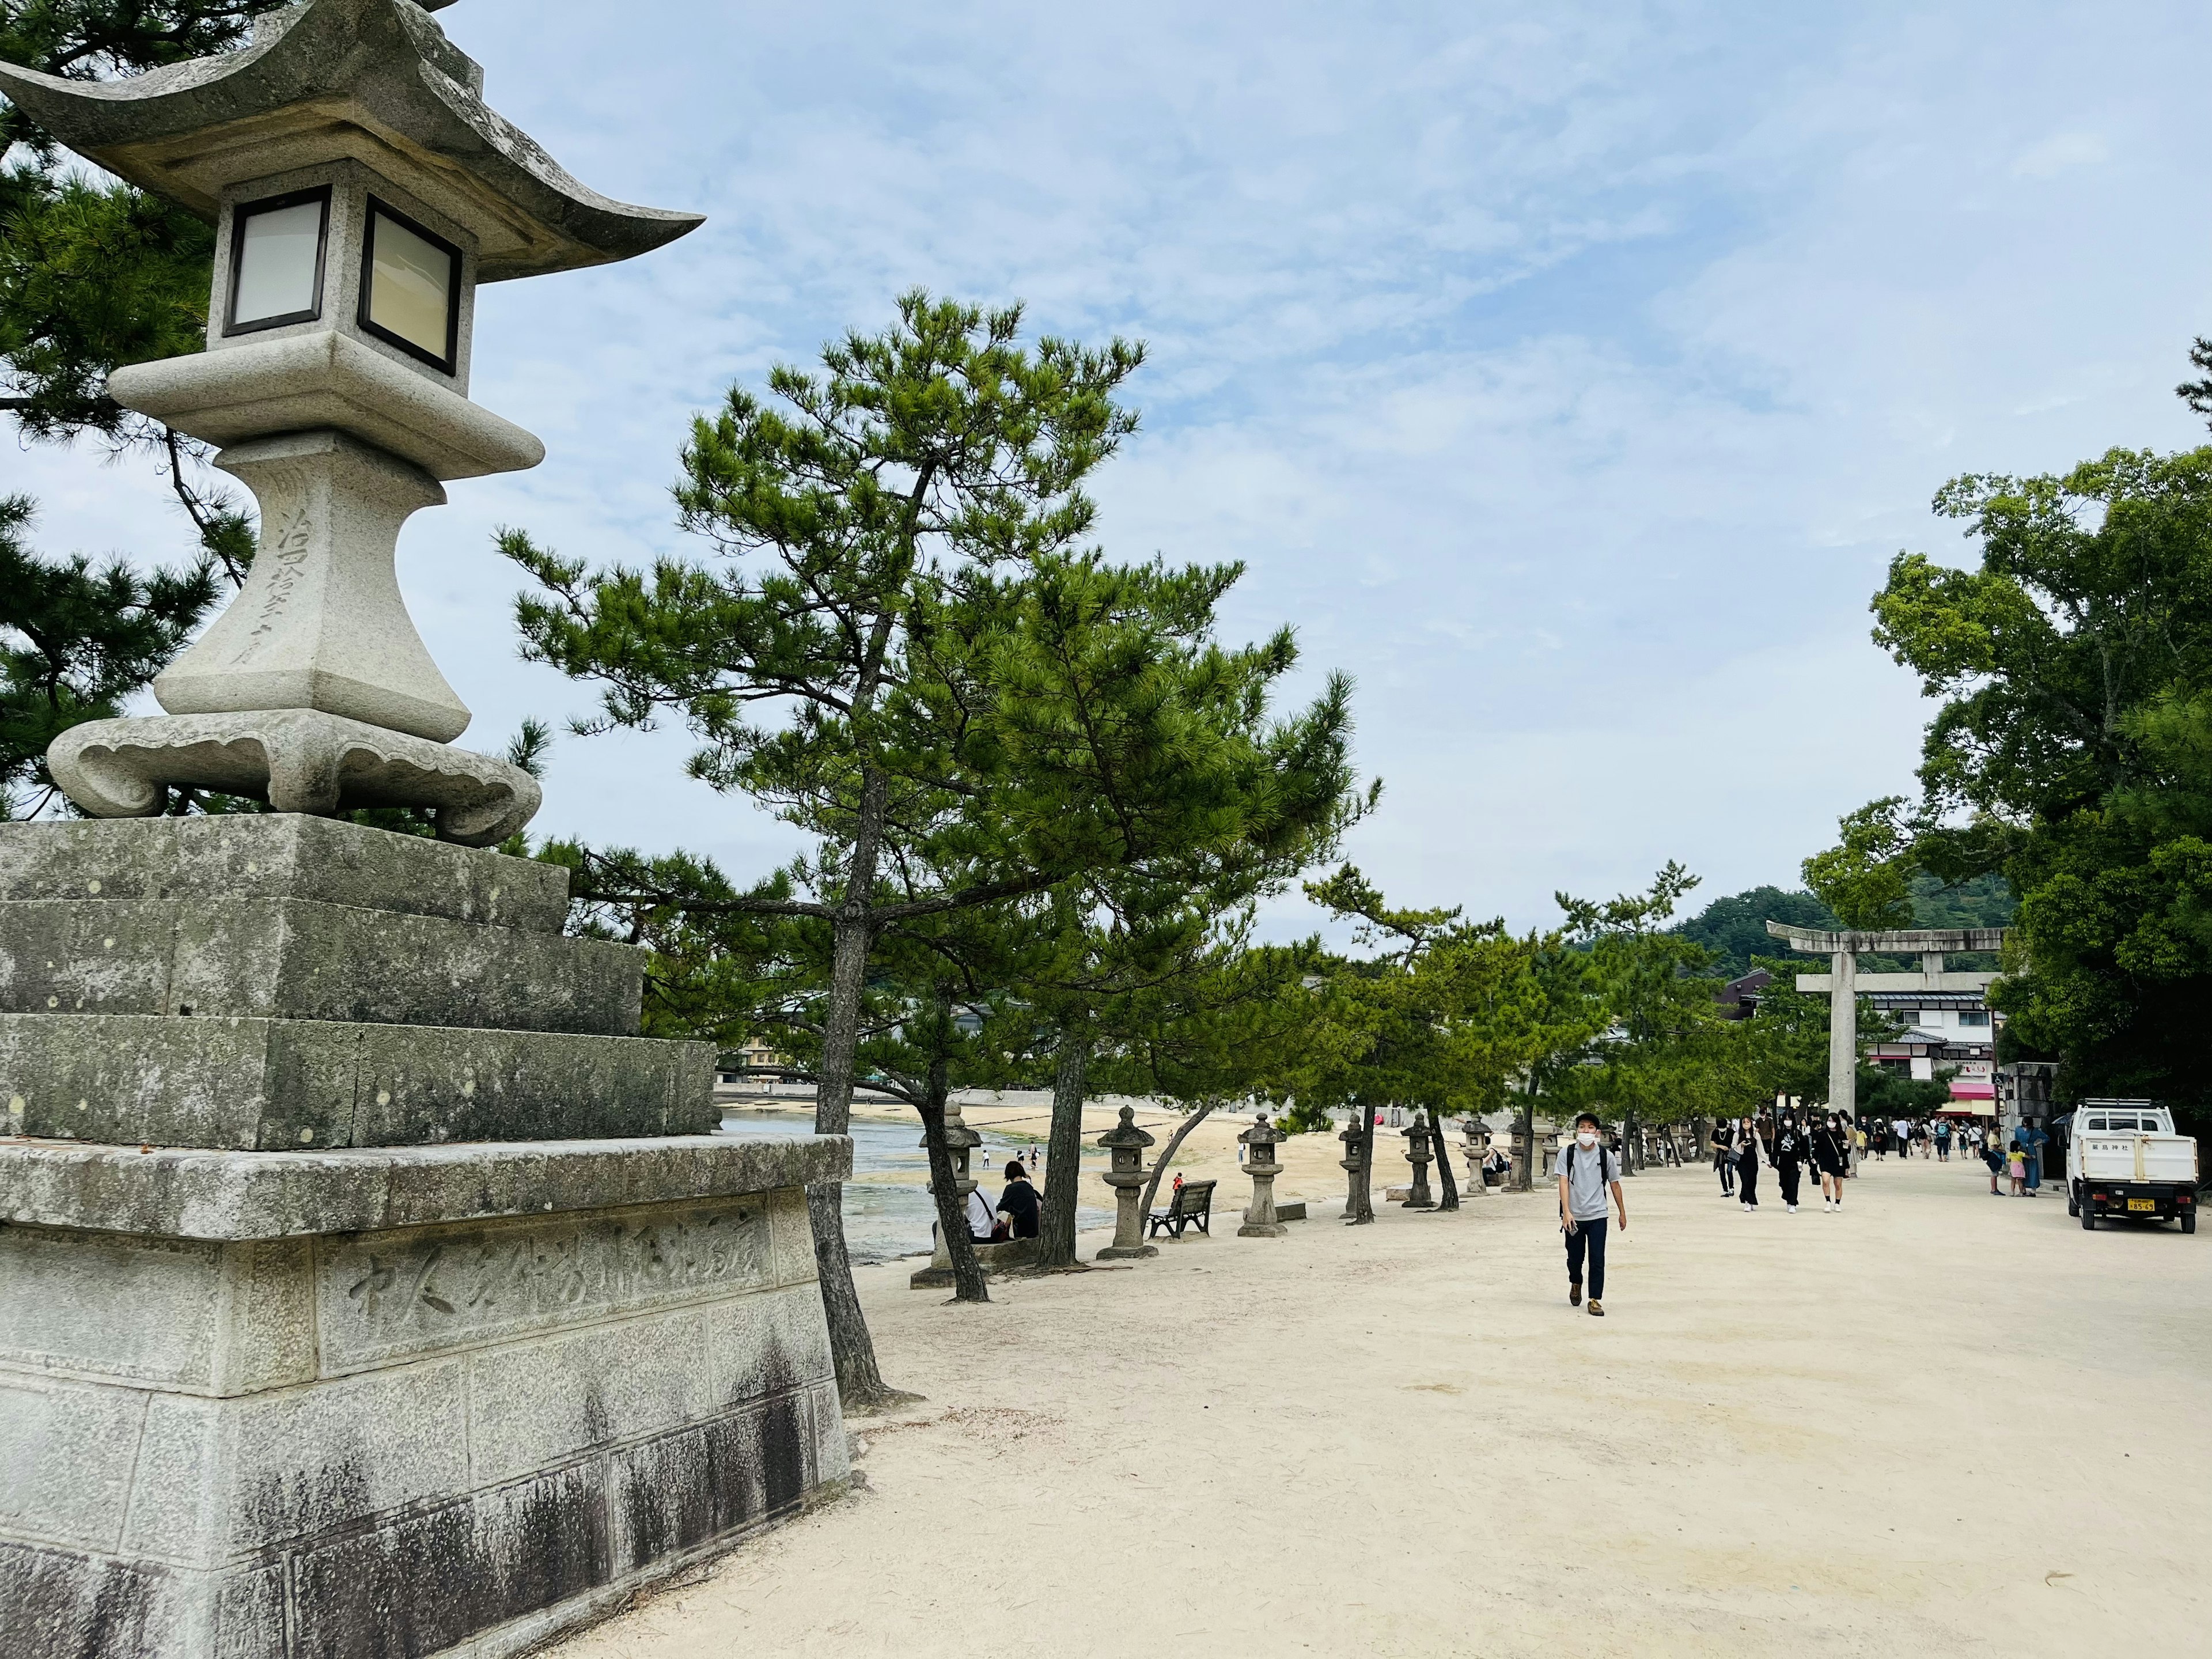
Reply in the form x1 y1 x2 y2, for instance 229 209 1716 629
1238 1110 1288 1237
1095 1105 1158 1261
1463 1118 1493 1195
911 1101 986 1287
1 0 701 843
1338 1109 1369 1219
1402 1109 1437 1209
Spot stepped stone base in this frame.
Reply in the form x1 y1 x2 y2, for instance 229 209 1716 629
0 1135 854 1659
0 816 712 1150
0 813 569 931
1 1013 713 1149
0 894 643 1033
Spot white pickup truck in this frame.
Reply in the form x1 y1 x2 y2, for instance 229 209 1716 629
2067 1101 2200 1233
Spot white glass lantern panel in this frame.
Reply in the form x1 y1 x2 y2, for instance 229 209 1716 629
232 200 325 325
366 210 454 361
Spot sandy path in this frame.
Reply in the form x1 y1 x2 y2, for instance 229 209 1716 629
550 1152 2211 1658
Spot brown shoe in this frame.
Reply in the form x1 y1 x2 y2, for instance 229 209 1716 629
1588 1300 1605 1317
1569 1281 1582 1306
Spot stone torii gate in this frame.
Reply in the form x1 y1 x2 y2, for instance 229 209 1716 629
1764 923 2009 1123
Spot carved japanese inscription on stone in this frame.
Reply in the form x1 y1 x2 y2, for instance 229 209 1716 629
317 1197 773 1370
246 506 316 640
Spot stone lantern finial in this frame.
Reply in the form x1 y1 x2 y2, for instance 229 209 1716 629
0 0 703 844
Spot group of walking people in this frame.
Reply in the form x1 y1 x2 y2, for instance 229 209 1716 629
1863 1116 1983 1162
1711 1111 1854 1214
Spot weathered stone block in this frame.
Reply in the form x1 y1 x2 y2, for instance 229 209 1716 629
702 1281 834 1408
465 1313 711 1486
607 1393 811 1577
0 1374 146 1552
0 1228 315 1394
289 1463 612 1659
0 1542 194 1659
124 1361 473 1560
0 895 643 1034
0 815 567 933
0 1013 714 1149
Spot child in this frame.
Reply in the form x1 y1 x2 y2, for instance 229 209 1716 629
1983 1139 2005 1196
2007 1147 2027 1196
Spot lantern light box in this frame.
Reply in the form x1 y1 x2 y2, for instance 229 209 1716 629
361 198 462 371
226 186 329 332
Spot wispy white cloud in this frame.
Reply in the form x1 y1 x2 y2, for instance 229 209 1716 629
14 0 2211 937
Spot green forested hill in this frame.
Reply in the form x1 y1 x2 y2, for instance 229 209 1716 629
1674 874 2016 978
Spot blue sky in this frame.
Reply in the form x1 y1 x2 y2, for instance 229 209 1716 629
15 0 2212 936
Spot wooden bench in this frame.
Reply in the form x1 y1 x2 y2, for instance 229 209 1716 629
1146 1179 1216 1240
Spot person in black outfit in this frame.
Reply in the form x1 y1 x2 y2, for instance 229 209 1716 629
1713 1119 1736 1195
994 1158 1041 1240
1735 1116 1763 1211
1772 1113 1806 1213
1812 1113 1848 1211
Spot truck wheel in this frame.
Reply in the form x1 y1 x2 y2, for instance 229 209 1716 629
2081 1199 2095 1231
2184 1211 2196 1236
2067 1183 2079 1217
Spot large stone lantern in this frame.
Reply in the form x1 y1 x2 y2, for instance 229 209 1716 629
1402 1108 1436 1209
1095 1104 1158 1261
0 12 860 1659
0 0 700 844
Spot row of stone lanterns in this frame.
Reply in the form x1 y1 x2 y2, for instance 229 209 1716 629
925 1098 1515 1272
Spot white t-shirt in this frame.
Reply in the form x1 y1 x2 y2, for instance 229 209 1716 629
964 1186 994 1238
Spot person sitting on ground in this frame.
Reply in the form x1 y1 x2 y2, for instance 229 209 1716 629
964 1176 998 1243
1483 1144 1511 1185
995 1158 1041 1240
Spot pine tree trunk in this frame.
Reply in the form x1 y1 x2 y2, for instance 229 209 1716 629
810 767 898 1406
1621 1110 1639 1177
1037 1029 1089 1268
918 1099 988 1304
1432 1117 1461 1210
1516 1091 1537 1192
1137 1101 1217 1218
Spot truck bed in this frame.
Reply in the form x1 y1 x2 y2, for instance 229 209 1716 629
2076 1133 2199 1185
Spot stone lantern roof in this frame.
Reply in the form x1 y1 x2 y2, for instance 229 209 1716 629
0 0 702 281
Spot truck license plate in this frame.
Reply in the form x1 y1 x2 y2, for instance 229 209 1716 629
2128 1199 2157 1213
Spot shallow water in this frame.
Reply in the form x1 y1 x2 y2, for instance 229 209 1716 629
717 1110 1113 1263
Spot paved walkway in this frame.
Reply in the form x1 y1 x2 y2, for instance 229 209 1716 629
552 1151 2211 1657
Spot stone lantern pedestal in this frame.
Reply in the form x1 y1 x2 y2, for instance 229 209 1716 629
1094 1105 1158 1261
1237 1111 1288 1237
1402 1109 1436 1209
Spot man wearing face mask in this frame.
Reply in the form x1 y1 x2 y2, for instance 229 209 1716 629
1555 1111 1627 1317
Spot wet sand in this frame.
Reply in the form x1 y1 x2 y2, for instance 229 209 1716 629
550 1149 2211 1658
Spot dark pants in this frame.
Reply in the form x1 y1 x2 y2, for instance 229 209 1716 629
1740 1161 1759 1207
1716 1152 1734 1194
1778 1161 1801 1206
1565 1217 1608 1300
